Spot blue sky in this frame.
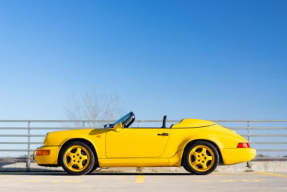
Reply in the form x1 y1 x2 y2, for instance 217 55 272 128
0 0 286 121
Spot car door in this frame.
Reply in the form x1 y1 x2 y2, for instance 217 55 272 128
106 128 170 158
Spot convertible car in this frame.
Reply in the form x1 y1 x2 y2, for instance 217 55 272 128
33 112 256 175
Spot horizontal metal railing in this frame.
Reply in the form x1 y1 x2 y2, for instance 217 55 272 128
0 119 287 170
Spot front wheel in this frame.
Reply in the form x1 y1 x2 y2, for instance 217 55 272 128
88 163 98 174
60 141 95 175
183 141 219 175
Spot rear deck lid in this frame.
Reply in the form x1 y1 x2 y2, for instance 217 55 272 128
172 119 215 128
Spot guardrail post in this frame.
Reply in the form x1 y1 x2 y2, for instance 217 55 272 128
138 120 141 127
247 121 251 168
26 121 31 171
247 121 251 143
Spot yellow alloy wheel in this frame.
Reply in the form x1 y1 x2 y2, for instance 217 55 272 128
188 145 215 172
63 145 91 172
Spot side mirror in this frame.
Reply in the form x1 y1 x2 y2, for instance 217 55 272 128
113 122 123 132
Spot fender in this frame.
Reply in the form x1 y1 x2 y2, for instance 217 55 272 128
59 137 98 155
44 129 107 159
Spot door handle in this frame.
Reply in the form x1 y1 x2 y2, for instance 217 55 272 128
157 133 169 136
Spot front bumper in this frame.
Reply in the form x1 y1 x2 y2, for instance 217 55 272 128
33 146 61 166
221 148 256 165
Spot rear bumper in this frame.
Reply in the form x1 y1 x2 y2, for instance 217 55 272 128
33 146 60 166
221 148 256 165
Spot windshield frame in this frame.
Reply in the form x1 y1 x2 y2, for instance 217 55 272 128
106 112 135 128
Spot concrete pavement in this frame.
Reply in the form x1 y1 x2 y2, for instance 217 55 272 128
0 171 286 192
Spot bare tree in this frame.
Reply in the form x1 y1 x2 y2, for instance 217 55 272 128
64 91 124 128
101 94 123 120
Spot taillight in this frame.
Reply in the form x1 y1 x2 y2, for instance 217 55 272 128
36 150 50 155
237 142 250 148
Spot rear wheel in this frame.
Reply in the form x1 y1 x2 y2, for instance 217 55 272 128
182 153 192 173
182 162 192 174
60 141 95 175
183 141 219 175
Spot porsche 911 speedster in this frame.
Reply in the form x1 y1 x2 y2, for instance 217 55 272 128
33 112 256 175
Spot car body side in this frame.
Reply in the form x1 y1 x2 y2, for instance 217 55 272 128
34 120 256 167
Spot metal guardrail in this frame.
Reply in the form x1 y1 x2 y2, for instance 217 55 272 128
0 119 287 170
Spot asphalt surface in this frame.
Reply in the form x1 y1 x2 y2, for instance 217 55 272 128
0 171 286 192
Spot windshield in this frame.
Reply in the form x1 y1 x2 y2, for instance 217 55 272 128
113 112 132 126
104 112 135 128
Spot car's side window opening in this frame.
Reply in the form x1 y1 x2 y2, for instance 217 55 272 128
130 115 170 129
133 115 173 129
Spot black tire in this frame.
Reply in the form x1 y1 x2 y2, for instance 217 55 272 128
88 163 98 174
182 153 192 173
60 141 95 175
183 141 219 175
182 163 192 174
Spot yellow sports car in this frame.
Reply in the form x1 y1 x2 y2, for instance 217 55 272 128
33 112 256 175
